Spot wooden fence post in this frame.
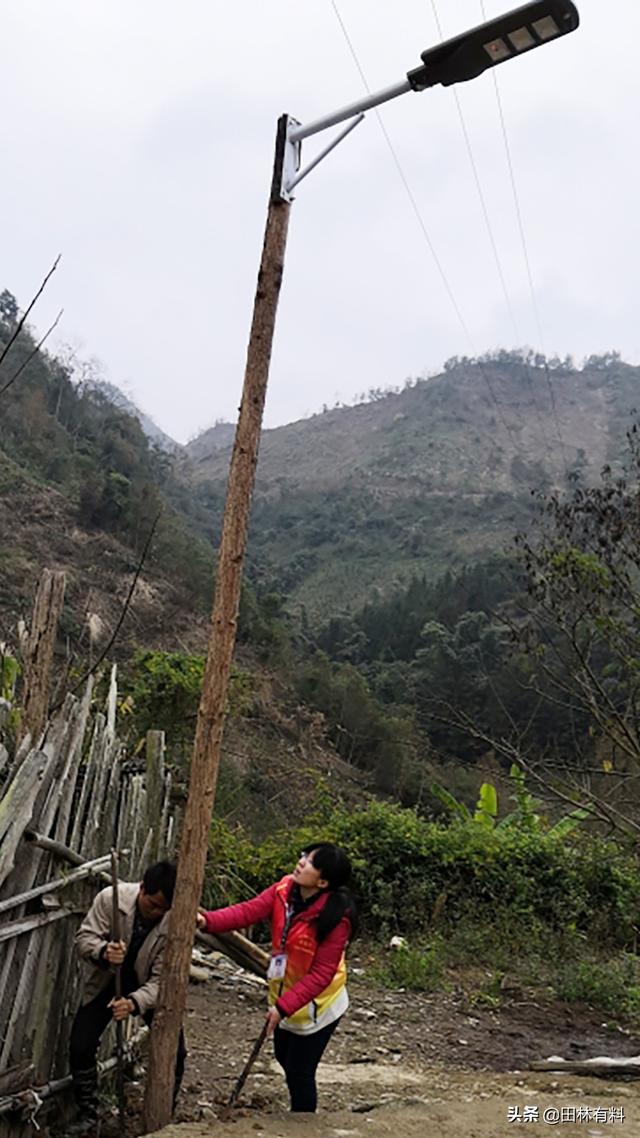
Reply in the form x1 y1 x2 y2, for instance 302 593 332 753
145 731 165 865
20 569 66 747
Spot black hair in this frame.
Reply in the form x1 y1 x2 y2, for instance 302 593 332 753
142 861 177 905
302 841 358 944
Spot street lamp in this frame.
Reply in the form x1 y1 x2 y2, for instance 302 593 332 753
279 0 579 201
143 3 580 1129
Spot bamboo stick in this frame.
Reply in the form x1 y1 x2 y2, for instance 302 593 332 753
0 855 111 915
83 718 109 860
53 678 93 846
145 731 165 864
0 907 70 944
69 713 102 853
0 748 55 888
158 772 172 859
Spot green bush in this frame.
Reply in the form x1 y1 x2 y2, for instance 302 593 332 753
123 650 254 758
205 797 640 950
373 942 446 992
555 956 640 1019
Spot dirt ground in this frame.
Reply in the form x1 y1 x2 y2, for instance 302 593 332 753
118 951 640 1138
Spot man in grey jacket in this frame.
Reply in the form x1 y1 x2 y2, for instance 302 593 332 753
69 861 186 1128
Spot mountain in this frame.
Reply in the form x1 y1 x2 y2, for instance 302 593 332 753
183 352 639 616
185 420 236 460
88 379 180 454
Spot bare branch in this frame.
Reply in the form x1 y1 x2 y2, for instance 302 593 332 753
0 309 63 398
0 255 61 371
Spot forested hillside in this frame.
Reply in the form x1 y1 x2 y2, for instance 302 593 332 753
185 350 638 615
4 281 640 824
0 288 219 652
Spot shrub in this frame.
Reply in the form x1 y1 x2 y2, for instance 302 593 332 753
555 956 640 1019
124 650 254 758
205 798 640 950
373 942 445 992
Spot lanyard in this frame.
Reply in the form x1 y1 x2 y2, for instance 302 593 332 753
279 902 294 952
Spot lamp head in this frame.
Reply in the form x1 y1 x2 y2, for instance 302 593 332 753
407 0 579 90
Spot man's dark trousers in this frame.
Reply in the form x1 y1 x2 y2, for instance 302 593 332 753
69 984 186 1114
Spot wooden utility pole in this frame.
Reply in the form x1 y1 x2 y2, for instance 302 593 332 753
20 568 66 748
142 121 292 1133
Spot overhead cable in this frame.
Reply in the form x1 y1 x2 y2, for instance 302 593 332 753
478 0 568 476
329 0 520 452
429 0 554 465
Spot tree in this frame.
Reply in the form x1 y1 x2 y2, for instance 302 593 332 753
435 428 640 838
0 289 18 325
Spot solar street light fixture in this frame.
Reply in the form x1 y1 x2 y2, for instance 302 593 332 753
408 0 579 90
277 0 579 201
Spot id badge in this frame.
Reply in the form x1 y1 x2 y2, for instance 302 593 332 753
267 953 287 980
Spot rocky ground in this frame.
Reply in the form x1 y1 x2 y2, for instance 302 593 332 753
115 951 640 1138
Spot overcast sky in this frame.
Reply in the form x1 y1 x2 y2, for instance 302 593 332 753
2 1 638 443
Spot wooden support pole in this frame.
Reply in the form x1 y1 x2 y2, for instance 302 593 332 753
196 929 269 978
142 122 292 1134
111 850 126 1137
20 569 66 747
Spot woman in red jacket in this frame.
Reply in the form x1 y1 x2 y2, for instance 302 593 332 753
196 841 357 1112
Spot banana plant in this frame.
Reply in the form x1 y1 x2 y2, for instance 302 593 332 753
474 782 498 827
431 765 589 835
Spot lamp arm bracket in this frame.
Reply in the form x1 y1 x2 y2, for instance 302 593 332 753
273 77 412 203
279 113 364 200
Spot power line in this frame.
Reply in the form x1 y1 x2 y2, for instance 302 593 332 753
428 0 554 467
328 0 520 453
428 1 519 341
478 0 568 476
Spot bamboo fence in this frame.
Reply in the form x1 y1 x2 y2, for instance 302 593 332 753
0 666 177 1137
0 569 269 1136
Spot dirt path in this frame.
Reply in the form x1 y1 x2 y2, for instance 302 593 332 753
126 953 640 1137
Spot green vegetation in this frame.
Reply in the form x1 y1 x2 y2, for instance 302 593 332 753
204 795 640 1018
0 296 214 604
205 797 640 945
0 650 19 702
122 649 255 759
373 941 446 993
555 957 640 1019
293 652 420 799
431 766 589 835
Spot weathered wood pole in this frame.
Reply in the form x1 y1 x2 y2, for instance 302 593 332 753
142 121 292 1132
145 730 165 864
20 568 66 747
